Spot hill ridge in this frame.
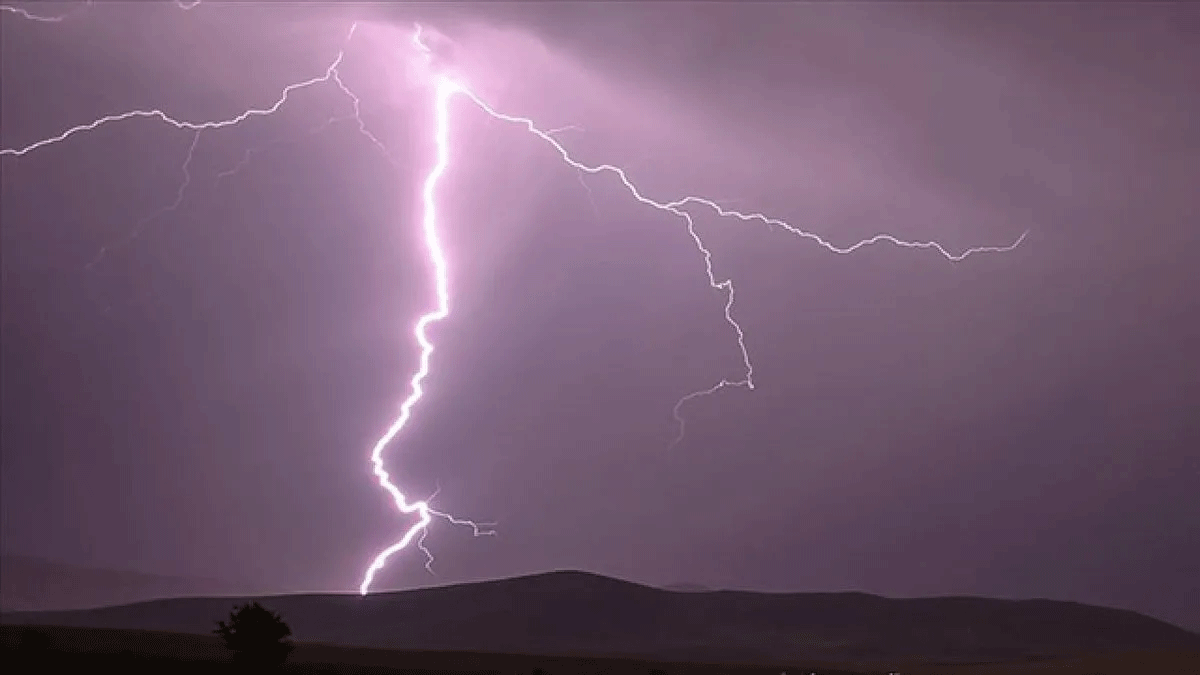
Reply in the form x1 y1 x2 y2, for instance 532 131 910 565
4 568 1197 665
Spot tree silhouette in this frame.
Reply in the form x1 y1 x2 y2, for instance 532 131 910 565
214 601 294 668
16 628 51 653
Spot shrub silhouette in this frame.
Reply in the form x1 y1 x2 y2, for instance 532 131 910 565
214 601 294 668
17 628 51 652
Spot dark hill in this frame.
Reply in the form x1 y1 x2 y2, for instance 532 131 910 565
4 570 1198 665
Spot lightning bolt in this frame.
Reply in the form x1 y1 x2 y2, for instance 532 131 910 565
0 0 134 23
0 12 1027 597
357 74 502 596
0 49 347 159
1 3 69 22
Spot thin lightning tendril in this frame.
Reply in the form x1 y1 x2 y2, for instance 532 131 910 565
1 4 67 22
0 1 197 23
214 114 352 184
0 44 350 159
86 129 201 270
0 14 1027 597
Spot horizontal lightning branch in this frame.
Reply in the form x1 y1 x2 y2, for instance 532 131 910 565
0 0 203 23
1 4 67 22
441 77 1028 450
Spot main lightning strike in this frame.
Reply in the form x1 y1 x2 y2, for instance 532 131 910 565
0 19 495 594
363 26 1025 589
0 14 1027 597
358 76 493 596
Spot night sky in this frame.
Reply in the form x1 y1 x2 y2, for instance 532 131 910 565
2 2 1197 631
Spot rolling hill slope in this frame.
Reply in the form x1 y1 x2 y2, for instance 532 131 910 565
4 570 1198 665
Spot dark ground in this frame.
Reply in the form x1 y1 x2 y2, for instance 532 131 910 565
3 625 1200 675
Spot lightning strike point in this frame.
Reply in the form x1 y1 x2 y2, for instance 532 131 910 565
357 75 491 596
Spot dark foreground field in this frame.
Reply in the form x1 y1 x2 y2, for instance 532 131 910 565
3 625 1200 675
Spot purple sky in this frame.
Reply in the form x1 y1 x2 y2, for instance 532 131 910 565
2 2 1197 630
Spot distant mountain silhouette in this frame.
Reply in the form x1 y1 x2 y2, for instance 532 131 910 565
0 555 252 612
661 582 714 593
4 570 1198 665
